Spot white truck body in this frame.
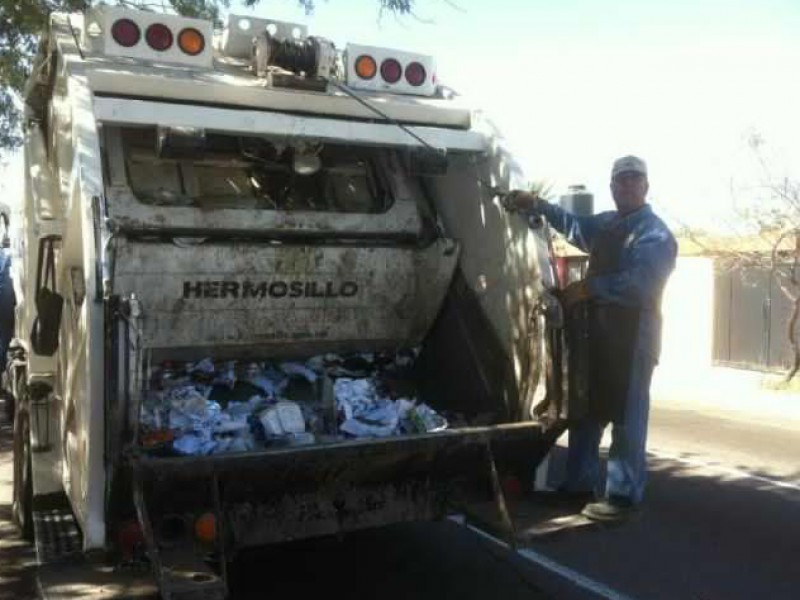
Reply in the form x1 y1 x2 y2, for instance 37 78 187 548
13 9 563 595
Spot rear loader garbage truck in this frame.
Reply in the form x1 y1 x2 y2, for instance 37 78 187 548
10 6 575 598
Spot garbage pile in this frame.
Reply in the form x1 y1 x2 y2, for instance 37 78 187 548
138 351 448 456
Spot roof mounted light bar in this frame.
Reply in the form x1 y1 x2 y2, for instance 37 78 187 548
345 44 436 97
82 6 213 68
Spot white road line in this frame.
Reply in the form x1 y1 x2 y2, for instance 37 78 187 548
648 450 800 493
462 521 638 600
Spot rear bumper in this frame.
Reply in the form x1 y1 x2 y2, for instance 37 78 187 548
131 421 561 549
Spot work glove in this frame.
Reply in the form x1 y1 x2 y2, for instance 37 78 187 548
503 190 547 214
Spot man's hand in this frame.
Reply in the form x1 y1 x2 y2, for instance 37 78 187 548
503 190 546 214
560 280 591 308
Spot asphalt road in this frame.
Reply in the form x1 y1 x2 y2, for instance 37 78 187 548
529 404 800 600
228 521 554 600
2 397 799 600
648 404 800 483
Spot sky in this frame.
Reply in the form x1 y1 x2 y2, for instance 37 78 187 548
222 0 800 229
3 0 799 230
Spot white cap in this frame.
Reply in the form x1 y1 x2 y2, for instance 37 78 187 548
612 155 647 178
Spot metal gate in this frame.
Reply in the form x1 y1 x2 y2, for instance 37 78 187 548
713 263 798 371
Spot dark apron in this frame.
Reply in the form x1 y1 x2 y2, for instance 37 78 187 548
585 221 641 424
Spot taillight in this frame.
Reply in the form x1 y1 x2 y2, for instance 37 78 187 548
354 55 377 80
405 61 427 87
178 28 205 56
380 58 402 84
194 513 216 544
146 23 173 52
111 19 141 48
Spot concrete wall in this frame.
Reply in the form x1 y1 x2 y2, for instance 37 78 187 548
652 256 715 394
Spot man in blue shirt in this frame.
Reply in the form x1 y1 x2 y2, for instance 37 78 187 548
507 156 677 520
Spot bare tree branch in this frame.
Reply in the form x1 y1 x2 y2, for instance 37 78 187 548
685 134 800 378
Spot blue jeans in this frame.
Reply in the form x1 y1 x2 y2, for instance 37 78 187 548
564 350 656 504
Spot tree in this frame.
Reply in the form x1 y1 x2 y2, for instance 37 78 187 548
680 133 800 380
0 1 90 148
737 134 800 380
0 0 414 154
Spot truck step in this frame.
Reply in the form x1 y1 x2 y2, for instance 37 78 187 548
34 493 160 599
33 493 83 564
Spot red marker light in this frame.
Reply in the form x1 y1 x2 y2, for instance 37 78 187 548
380 58 402 84
405 62 426 87
146 23 173 52
111 19 141 48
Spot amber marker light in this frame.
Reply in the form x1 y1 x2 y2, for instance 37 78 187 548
178 28 205 56
354 55 377 80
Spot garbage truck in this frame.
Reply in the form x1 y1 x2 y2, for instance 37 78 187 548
10 6 574 598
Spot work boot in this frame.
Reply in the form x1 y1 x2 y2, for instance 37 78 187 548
581 495 638 522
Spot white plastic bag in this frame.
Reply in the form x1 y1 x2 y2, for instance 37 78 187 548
259 401 306 436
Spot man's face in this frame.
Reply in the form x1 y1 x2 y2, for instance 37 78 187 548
610 172 649 213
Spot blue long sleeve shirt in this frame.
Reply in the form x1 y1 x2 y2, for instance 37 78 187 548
529 203 677 361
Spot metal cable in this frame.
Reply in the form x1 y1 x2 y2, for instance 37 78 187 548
329 80 444 155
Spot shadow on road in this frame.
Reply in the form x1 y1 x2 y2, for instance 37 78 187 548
0 399 37 600
228 520 554 600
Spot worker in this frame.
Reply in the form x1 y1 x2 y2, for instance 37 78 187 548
506 155 677 520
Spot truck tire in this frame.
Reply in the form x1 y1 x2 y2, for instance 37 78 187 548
1 370 13 423
12 408 33 541
1 388 12 422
